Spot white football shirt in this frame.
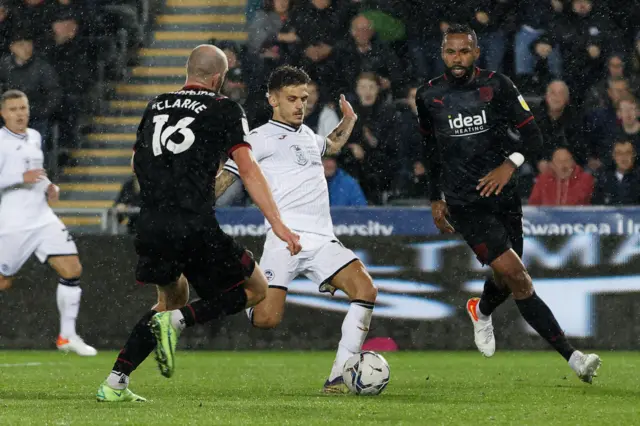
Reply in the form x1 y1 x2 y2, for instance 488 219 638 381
0 127 57 234
224 120 334 237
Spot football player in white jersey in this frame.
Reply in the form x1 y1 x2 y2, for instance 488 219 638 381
217 66 377 393
0 90 96 356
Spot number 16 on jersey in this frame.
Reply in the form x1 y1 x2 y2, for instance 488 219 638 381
152 115 196 156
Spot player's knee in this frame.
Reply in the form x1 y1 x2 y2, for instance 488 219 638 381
355 277 377 302
0 276 12 291
501 266 533 299
344 272 377 302
252 312 282 329
57 259 82 280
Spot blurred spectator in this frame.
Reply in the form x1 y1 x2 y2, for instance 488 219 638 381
532 80 585 170
0 1 12 57
44 13 93 160
333 14 403 97
584 54 640 110
246 0 297 83
304 80 339 137
247 0 295 56
592 140 640 205
245 0 262 23
340 73 395 205
584 77 630 170
0 31 61 155
514 0 562 79
391 84 423 182
11 0 55 50
323 156 367 206
403 1 452 79
613 95 640 151
99 0 144 65
550 0 620 104
468 0 511 72
216 41 247 103
114 175 141 235
529 147 594 206
288 0 341 86
394 160 430 200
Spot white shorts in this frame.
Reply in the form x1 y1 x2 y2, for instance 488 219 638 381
260 231 358 294
0 219 78 277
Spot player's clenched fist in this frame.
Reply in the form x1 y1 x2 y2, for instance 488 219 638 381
272 222 302 255
23 168 45 184
47 183 60 202
431 200 455 234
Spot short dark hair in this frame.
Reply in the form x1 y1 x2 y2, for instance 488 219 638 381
442 23 478 46
267 65 311 92
1 90 27 107
356 72 378 85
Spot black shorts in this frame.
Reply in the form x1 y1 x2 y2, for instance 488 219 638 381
134 212 255 300
448 201 523 266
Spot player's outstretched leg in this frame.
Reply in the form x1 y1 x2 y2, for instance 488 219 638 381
466 276 511 357
323 260 377 394
151 266 267 378
492 249 601 383
97 277 189 402
49 256 97 356
98 310 155 402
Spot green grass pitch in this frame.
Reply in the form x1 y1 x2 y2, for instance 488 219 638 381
0 350 638 425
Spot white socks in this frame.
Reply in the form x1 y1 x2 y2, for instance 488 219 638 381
568 350 583 371
56 280 82 339
107 371 129 390
170 310 187 332
476 304 490 321
328 301 374 381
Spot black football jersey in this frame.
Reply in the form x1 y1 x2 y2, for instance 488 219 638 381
416 69 534 206
133 86 249 215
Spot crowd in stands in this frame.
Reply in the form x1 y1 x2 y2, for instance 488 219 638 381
203 0 640 209
0 0 156 172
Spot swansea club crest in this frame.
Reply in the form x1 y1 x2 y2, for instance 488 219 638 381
290 145 308 166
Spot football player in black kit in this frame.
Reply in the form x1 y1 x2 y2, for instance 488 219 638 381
416 24 601 383
96 44 301 402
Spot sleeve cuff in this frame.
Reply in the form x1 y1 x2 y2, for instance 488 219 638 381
227 142 252 158
223 164 240 178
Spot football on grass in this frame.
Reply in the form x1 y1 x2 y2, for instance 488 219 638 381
342 351 390 395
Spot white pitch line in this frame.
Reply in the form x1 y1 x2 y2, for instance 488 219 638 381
0 362 66 368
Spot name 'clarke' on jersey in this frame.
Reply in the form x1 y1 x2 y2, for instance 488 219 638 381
416 69 534 205
133 87 249 214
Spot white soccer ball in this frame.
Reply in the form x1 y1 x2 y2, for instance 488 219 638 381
342 351 390 396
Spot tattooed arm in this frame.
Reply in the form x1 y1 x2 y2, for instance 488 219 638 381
214 169 238 199
324 94 358 156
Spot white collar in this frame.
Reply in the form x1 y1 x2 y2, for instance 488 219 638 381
2 127 27 140
269 120 301 133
